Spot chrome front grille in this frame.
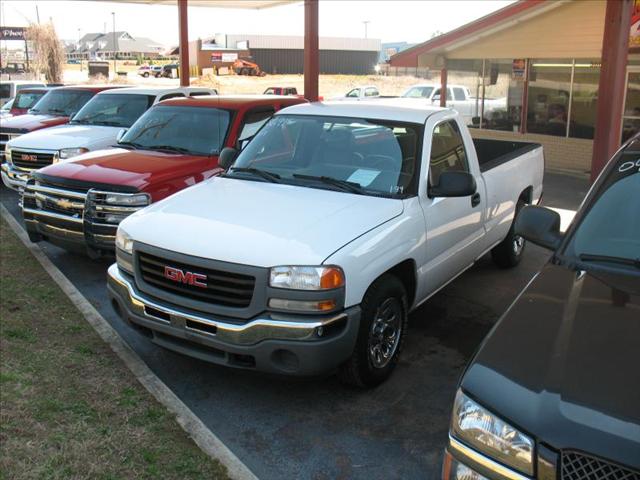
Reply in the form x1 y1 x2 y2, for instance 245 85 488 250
24 181 88 233
561 451 640 480
11 149 56 170
137 252 256 309
22 179 149 249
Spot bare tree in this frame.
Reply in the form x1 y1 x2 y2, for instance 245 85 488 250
26 22 65 83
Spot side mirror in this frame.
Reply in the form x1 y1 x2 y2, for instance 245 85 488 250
218 147 238 170
515 206 563 251
432 95 440 103
116 129 127 142
429 171 476 198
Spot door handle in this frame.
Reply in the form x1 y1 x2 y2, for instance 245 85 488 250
471 193 481 207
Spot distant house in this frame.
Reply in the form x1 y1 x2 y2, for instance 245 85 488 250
66 31 165 60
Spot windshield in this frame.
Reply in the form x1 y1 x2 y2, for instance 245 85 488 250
119 105 231 155
13 91 46 110
72 93 154 127
29 89 94 116
562 151 639 270
403 86 434 99
228 114 422 197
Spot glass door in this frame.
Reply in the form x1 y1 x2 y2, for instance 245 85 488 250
622 67 640 143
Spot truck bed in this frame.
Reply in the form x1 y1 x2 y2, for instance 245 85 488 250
473 138 542 173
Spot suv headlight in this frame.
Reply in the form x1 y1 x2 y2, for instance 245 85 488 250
58 147 89 161
269 266 345 290
115 227 134 254
451 390 534 476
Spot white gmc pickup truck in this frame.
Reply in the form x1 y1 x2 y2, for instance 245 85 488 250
108 101 544 387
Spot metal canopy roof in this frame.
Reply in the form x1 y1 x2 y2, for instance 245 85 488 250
106 0 295 9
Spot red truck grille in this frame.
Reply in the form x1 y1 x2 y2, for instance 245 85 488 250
137 252 256 308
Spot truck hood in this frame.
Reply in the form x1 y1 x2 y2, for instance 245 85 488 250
122 176 404 267
0 113 68 132
462 263 640 469
38 148 216 193
8 124 120 150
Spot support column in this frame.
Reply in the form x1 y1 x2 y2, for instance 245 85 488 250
520 59 530 134
440 68 447 108
591 0 633 181
304 0 319 102
178 0 190 87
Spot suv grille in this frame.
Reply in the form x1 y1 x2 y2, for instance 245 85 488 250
138 252 256 308
561 452 640 480
12 150 56 170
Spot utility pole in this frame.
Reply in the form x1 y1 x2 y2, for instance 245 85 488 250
78 28 82 71
112 12 116 76
362 20 370 39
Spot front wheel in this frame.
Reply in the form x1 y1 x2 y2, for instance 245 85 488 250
142 72 149 78
338 274 408 388
491 200 526 268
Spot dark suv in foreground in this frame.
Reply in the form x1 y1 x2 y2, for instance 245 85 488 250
443 137 640 480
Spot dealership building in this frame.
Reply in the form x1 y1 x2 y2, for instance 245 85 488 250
389 0 636 175
188 33 381 75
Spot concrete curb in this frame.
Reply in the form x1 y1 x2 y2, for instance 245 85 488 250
1 205 258 480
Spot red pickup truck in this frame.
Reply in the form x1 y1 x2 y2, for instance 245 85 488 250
0 85 121 153
22 95 306 257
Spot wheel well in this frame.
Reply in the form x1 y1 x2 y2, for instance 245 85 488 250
382 260 417 308
519 186 533 205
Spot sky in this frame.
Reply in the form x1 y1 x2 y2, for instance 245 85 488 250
1 0 513 46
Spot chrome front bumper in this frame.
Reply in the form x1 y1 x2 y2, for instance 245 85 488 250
1 163 30 191
107 263 360 375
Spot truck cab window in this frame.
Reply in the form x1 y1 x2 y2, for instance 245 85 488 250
429 120 469 186
159 93 185 102
365 88 379 97
433 88 453 101
238 109 275 143
453 88 466 101
346 89 359 98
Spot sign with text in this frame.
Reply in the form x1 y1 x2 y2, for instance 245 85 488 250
512 58 526 81
211 52 238 63
0 26 26 41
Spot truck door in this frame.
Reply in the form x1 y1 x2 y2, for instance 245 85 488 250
418 118 486 295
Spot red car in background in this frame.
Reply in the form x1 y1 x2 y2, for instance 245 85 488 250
0 85 122 153
22 95 307 257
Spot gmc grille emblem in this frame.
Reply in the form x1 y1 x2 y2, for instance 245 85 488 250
163 266 207 288
21 154 38 161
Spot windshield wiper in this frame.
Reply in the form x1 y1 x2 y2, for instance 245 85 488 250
579 253 640 270
229 167 281 183
147 145 192 154
117 141 143 150
292 174 364 194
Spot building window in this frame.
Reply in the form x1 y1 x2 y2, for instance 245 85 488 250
525 59 600 139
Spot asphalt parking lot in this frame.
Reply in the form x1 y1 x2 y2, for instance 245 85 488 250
0 172 590 480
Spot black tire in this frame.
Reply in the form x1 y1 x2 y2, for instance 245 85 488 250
338 274 408 388
27 230 42 243
143 72 149 78
491 200 527 268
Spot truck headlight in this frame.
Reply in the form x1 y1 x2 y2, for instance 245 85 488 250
451 390 534 476
5 146 12 163
105 192 150 206
58 147 89 161
115 227 134 254
269 266 345 290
